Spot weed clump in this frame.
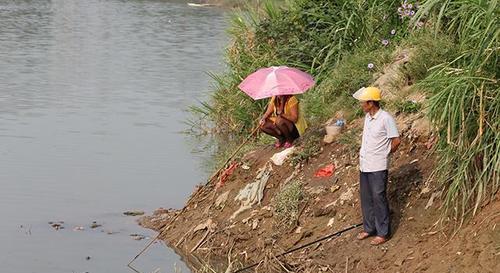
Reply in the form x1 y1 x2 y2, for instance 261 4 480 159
274 180 304 228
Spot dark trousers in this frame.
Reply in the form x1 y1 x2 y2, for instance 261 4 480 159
360 170 390 237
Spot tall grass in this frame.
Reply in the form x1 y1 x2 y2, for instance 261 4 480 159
191 0 498 222
193 0 405 133
414 0 499 220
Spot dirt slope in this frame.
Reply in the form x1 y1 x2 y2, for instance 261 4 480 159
140 118 499 273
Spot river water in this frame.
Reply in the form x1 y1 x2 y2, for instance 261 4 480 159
0 0 227 272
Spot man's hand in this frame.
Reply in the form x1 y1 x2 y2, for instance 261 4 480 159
390 137 401 153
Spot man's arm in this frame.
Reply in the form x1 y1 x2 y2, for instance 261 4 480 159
390 137 401 153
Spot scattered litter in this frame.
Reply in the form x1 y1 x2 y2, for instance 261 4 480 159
295 226 303 234
123 210 145 216
410 159 419 164
306 186 325 195
49 221 64 230
187 3 213 7
130 234 148 240
420 231 438 236
241 164 250 170
217 162 239 188
193 218 216 234
73 226 85 231
327 218 335 227
215 191 230 208
330 185 341 193
191 223 213 253
251 219 259 230
231 163 273 219
338 187 354 205
270 147 296 166
90 221 102 229
425 191 441 209
314 164 335 178
420 187 431 194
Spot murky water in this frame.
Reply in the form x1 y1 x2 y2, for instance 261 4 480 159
0 0 226 272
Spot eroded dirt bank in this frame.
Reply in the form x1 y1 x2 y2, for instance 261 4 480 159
140 117 499 273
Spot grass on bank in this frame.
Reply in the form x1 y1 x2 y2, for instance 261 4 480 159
189 0 499 223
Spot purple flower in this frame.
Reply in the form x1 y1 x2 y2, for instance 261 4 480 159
397 7 403 13
367 63 374 69
391 29 396 35
382 39 389 46
410 10 416 16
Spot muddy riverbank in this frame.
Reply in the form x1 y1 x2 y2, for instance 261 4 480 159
140 116 499 272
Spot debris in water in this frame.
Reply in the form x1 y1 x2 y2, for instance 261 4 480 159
90 221 102 229
85 256 91 261
49 221 65 230
123 210 145 216
130 234 148 240
73 226 85 231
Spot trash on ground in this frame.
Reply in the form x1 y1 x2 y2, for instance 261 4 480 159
270 147 296 166
193 218 216 234
330 185 341 193
323 117 345 143
217 162 239 188
215 191 230 208
231 163 273 219
425 191 441 209
314 164 335 178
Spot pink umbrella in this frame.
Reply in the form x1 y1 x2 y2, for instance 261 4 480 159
238 66 315 100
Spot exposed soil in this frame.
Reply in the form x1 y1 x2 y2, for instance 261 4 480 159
140 117 499 273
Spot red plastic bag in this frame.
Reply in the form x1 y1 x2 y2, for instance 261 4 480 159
314 164 335 178
217 162 239 188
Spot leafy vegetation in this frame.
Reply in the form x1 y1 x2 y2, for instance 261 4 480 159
414 0 499 221
274 180 304 228
191 0 499 222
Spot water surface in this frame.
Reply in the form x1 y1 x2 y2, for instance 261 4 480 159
0 0 227 272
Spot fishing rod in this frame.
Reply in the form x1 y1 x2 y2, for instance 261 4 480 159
231 223 363 273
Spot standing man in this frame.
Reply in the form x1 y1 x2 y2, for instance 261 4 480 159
353 87 400 245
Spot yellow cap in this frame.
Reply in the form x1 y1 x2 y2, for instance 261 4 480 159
352 86 381 101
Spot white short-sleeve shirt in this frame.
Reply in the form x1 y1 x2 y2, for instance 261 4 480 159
359 109 399 172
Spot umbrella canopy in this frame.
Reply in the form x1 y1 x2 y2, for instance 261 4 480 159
238 66 315 100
